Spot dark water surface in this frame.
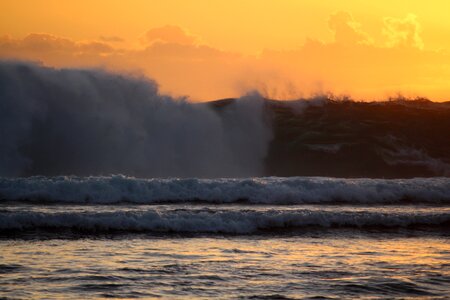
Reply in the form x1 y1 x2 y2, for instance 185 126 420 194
1 229 449 299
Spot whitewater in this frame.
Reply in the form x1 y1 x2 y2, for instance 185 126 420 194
1 176 449 299
0 176 448 236
0 176 449 236
2 175 450 205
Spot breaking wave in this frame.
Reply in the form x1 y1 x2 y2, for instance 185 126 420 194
0 61 271 178
1 176 450 205
1 208 448 234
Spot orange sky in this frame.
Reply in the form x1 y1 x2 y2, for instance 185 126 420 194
1 0 450 101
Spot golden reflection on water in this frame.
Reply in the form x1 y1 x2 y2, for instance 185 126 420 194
1 235 449 299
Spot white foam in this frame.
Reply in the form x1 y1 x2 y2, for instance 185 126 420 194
0 208 448 233
1 176 449 204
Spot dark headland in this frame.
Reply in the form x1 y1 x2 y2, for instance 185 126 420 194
208 97 450 178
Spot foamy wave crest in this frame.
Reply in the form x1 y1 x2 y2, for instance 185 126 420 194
1 209 448 234
1 176 450 204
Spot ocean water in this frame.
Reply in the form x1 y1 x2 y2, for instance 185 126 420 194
1 176 449 299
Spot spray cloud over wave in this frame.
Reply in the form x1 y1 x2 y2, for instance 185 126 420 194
0 61 272 177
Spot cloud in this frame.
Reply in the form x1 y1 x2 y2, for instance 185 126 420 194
21 33 76 52
383 14 423 49
0 16 449 101
99 35 124 43
141 42 230 59
0 30 248 100
328 11 372 45
78 41 115 54
140 25 199 46
260 12 450 100
0 33 114 56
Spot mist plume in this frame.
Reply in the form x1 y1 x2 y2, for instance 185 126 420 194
0 61 272 177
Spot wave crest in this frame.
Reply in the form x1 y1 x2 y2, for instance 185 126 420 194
1 176 450 205
1 208 448 234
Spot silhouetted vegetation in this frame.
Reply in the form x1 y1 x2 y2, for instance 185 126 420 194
211 97 450 178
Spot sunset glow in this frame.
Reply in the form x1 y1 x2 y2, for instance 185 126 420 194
2 3 450 299
2 0 450 100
